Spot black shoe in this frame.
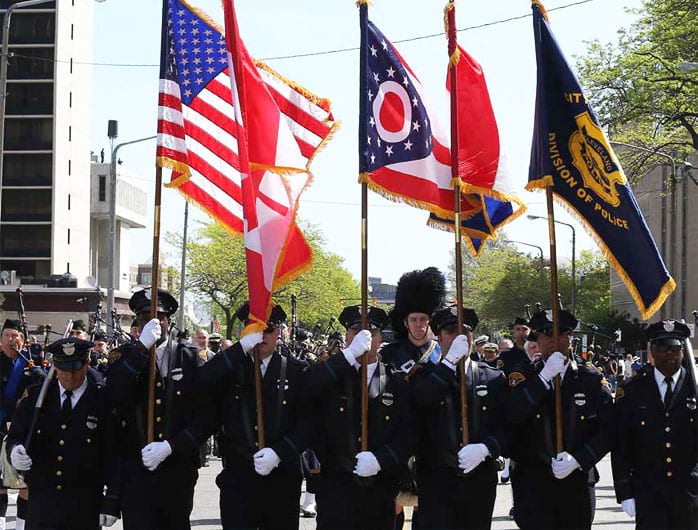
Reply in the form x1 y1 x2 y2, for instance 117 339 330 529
509 507 515 518
500 473 510 484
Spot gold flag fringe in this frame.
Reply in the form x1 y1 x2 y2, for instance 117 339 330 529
532 0 550 23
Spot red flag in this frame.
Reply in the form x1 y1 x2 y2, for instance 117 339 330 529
224 0 315 333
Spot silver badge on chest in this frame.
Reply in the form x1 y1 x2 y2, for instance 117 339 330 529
86 415 99 430
381 392 394 406
574 392 586 406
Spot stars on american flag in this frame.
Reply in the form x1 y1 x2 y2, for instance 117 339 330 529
166 4 228 105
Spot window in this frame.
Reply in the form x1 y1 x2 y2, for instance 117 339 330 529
1 12 56 45
1 189 52 222
98 175 106 202
0 1 56 8
0 259 51 282
4 117 53 150
7 47 55 80
5 82 53 115
0 225 51 257
3 153 52 186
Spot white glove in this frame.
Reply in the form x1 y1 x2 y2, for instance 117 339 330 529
10 444 32 471
343 330 372 359
353 451 381 477
551 451 581 479
540 351 566 382
444 335 470 365
621 498 635 518
141 441 172 471
253 447 281 476
457 443 490 473
99 514 118 527
240 332 264 354
139 318 162 349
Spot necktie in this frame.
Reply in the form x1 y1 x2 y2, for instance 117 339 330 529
61 389 73 419
664 377 673 409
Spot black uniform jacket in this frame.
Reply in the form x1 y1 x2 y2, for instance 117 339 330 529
183 343 315 472
410 359 510 474
1 352 45 433
507 359 614 471
107 339 203 462
380 338 439 373
612 365 697 502
306 352 416 478
6 372 110 497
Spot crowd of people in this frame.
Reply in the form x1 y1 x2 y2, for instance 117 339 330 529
0 266 696 530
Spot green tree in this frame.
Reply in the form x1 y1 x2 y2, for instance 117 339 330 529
172 221 360 339
577 0 697 180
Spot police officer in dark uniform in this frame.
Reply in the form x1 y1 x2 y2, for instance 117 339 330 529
307 305 415 530
611 319 697 529
6 337 112 530
380 267 445 374
106 288 203 530
1 318 46 530
410 305 509 529
498 316 532 375
181 302 314 530
507 309 614 530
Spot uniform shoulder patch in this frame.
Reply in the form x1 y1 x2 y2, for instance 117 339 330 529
508 371 526 388
496 359 504 369
109 350 122 363
615 385 625 401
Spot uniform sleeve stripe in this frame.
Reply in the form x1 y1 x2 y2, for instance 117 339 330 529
323 361 337 380
283 436 299 456
384 444 399 464
122 360 139 376
523 387 536 406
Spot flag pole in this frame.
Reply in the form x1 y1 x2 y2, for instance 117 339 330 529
147 0 170 444
544 186 563 452
446 0 468 446
358 1 369 453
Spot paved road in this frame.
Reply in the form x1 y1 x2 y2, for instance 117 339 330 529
4 454 633 529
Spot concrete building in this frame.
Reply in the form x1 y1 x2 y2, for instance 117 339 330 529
0 1 93 285
610 153 698 343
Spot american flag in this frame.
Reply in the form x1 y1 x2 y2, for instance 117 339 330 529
157 0 336 234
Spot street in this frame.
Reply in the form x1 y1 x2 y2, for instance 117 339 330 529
4 454 633 529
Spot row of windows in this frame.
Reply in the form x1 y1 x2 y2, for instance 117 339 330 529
0 258 51 279
0 225 51 257
4 117 52 150
8 48 55 80
0 189 51 222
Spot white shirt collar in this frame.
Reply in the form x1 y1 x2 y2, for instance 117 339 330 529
58 376 88 405
653 365 680 388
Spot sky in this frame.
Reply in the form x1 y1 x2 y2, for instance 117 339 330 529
91 0 644 287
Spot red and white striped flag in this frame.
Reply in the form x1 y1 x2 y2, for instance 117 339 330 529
157 0 335 332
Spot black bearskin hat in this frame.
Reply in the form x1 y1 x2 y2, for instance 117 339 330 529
389 267 446 340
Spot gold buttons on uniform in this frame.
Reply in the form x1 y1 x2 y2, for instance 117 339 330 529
339 407 344 412
158 433 163 439
536 414 541 419
666 442 672 448
57 456 63 462
56 470 62 477
87 438 91 444
385 416 390 421
176 391 181 396
61 424 67 430
156 417 162 423
666 471 673 477
640 421 646 426
482 406 487 411
666 457 672 463
581 416 585 421
59 440 65 446
56 485 63 491
156 382 162 388
282 400 287 405
156 399 162 405
665 427 671 432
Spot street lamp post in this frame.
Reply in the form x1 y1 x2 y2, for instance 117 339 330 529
527 215 576 313
503 239 545 279
0 0 55 227
106 132 156 336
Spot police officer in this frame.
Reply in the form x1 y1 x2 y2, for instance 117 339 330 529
498 316 532 375
307 305 415 530
1 319 45 530
507 309 614 530
380 267 445 374
410 305 509 529
6 337 112 530
181 302 314 530
611 319 697 529
106 288 203 529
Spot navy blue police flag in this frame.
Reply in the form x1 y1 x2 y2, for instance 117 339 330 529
527 1 675 319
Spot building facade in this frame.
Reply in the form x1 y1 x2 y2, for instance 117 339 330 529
0 0 93 286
